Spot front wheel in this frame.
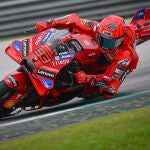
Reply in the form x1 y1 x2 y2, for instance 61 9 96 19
0 80 16 118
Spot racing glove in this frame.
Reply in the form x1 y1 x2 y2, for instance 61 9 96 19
74 71 97 86
75 71 115 99
95 75 116 99
74 71 112 86
35 20 55 32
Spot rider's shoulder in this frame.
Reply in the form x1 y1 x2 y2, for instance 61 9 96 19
124 25 136 42
125 25 135 35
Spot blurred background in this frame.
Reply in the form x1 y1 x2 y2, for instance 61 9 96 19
0 0 150 38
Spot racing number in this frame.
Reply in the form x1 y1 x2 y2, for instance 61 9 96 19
34 48 51 64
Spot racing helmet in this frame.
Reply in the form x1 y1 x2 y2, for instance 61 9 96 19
97 15 125 53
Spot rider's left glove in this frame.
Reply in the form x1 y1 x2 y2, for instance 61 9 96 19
35 20 55 32
36 22 48 32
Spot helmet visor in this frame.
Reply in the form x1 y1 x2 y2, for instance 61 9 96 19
98 34 123 50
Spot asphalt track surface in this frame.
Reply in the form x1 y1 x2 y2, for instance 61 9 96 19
0 39 150 140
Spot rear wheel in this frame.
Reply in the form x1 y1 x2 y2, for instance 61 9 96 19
0 80 16 118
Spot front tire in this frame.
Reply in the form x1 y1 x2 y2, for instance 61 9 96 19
0 80 16 118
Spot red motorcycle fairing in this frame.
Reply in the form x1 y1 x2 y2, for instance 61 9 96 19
4 71 30 90
5 40 22 64
72 34 101 69
5 29 102 97
3 71 31 109
130 8 150 45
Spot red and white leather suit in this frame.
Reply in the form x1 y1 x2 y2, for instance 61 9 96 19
36 14 139 99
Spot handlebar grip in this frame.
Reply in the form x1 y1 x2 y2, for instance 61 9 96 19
24 29 37 34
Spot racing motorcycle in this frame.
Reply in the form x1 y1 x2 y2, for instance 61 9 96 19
0 8 150 118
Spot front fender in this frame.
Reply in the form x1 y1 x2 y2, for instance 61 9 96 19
3 70 30 91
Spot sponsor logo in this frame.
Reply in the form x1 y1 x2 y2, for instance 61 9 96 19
82 19 95 28
133 8 145 21
88 52 96 57
40 78 53 88
5 100 16 108
13 41 21 52
138 12 144 16
103 30 112 36
118 59 129 67
41 31 53 45
37 69 55 79
35 33 45 45
53 56 60 60
83 40 90 46
112 73 119 80
52 59 69 66
22 39 28 56
120 69 130 83
52 53 76 60
59 53 76 59
93 23 100 31
8 75 18 87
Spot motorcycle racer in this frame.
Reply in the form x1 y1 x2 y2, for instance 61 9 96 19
35 13 139 99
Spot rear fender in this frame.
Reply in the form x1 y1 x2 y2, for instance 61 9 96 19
130 8 150 45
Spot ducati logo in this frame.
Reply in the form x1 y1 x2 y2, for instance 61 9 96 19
83 40 90 46
88 52 96 57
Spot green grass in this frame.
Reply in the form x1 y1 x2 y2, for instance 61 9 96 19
0 107 150 150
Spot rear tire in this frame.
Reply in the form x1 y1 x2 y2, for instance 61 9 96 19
0 80 15 119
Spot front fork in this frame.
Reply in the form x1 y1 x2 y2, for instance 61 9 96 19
3 70 31 109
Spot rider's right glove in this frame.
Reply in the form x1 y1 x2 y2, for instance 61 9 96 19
74 71 97 86
35 19 55 32
74 71 112 86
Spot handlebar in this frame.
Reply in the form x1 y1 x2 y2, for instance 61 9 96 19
24 29 37 35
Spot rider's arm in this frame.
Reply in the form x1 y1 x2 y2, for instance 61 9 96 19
102 26 139 85
52 14 98 32
36 14 99 36
103 50 132 82
97 46 138 98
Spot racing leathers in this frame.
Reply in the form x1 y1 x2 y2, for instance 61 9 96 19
36 14 139 99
